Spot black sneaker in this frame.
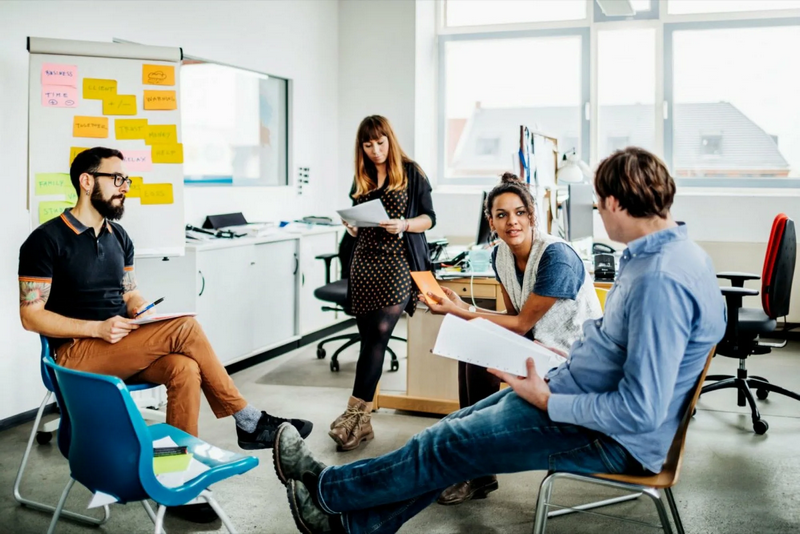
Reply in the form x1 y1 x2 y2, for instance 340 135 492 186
238 411 313 450
167 502 219 523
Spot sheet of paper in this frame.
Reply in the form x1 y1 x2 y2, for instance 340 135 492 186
39 201 74 224
102 95 137 115
432 315 564 378
145 125 178 145
73 116 109 138
156 457 210 489
122 150 153 172
410 271 447 306
131 312 196 326
34 173 71 196
143 64 175 86
42 85 78 108
115 119 148 140
127 176 144 198
153 436 179 448
87 490 118 509
83 78 117 100
143 90 177 110
69 146 90 165
336 199 390 228
151 143 183 163
141 183 174 205
42 63 77 87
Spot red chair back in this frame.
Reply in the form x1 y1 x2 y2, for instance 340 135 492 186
761 214 796 318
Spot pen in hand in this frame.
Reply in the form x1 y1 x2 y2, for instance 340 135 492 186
134 297 164 318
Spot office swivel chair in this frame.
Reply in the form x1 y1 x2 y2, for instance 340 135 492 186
702 213 798 435
313 233 405 373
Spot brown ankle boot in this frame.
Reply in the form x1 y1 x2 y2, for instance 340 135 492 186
330 396 367 430
329 398 374 451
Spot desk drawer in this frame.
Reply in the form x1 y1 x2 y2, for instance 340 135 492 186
441 281 497 299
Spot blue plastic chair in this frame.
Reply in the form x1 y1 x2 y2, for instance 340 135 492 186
43 354 258 534
13 336 164 526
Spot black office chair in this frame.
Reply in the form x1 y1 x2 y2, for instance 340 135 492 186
702 213 798 435
313 233 404 373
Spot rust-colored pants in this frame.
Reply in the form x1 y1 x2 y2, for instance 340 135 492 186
55 316 247 437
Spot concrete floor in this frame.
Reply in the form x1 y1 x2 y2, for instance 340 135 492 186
2 322 800 534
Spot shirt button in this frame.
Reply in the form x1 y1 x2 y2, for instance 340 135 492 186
595 320 601 327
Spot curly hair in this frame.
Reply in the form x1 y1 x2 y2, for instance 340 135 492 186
484 172 537 229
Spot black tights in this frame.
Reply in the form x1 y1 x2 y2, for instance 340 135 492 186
352 298 408 402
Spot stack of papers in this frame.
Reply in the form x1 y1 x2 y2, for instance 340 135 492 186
336 199 389 228
432 315 566 378
152 437 209 489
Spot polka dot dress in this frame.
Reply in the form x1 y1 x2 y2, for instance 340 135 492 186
350 184 412 315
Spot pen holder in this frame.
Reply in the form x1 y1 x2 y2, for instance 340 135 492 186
469 249 491 273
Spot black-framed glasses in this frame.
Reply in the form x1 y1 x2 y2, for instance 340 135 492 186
90 172 132 188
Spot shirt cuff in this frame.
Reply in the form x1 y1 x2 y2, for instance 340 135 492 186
547 393 579 425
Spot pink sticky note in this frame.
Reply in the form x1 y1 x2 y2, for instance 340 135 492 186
42 63 78 87
122 150 153 172
42 85 78 108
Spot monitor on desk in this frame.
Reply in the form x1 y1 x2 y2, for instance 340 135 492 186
565 183 594 242
476 191 492 246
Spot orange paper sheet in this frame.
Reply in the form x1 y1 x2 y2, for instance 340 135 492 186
143 90 177 110
102 95 137 115
73 116 109 138
69 146 90 165
115 119 148 140
142 64 175 86
411 271 447 306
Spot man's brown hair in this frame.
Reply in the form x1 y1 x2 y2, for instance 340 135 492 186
593 147 675 219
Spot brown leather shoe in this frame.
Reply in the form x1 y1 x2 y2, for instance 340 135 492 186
437 476 499 505
330 396 370 430
328 399 374 452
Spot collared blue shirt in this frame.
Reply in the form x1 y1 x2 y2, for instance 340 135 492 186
546 224 726 473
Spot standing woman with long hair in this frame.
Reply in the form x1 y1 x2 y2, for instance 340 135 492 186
331 115 436 451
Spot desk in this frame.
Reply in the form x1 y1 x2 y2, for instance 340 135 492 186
375 276 611 415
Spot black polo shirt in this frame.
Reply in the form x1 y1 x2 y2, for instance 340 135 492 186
18 208 134 327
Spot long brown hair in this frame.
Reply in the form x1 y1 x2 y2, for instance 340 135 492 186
352 115 410 198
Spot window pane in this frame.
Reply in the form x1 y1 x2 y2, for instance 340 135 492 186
668 0 800 15
444 36 583 179
445 0 586 27
598 29 656 161
672 26 800 181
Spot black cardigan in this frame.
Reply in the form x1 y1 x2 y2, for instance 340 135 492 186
347 161 437 316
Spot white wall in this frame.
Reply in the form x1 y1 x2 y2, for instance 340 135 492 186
0 0 338 421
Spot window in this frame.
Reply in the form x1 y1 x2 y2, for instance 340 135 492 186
475 137 501 156
595 0 659 21
445 0 586 28
668 1 800 16
700 132 722 157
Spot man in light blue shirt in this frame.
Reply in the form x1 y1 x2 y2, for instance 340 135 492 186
272 147 727 534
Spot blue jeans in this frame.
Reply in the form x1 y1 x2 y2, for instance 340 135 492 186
317 388 645 534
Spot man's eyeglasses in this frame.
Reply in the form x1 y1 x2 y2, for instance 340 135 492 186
90 172 133 188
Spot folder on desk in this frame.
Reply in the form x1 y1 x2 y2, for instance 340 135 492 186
432 315 565 378
411 271 447 306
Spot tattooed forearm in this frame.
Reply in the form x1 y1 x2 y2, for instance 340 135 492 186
122 270 137 293
19 281 51 307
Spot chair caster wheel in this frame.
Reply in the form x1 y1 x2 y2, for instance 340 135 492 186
692 408 696 417
317 347 326 359
390 361 399 372
330 360 339 372
753 419 769 435
36 431 53 445
756 388 769 400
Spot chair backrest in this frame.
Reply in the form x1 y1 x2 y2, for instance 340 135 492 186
43 358 154 504
761 214 796 318
39 336 55 393
339 232 356 280
594 287 609 312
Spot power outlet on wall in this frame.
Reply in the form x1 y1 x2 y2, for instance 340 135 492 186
297 167 310 195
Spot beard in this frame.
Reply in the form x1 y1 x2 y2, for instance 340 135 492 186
90 182 125 220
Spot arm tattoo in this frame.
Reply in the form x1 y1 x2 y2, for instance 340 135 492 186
122 270 137 293
19 281 51 307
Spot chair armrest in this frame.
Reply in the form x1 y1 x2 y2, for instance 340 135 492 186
720 286 759 343
315 253 337 261
717 271 760 288
315 253 338 285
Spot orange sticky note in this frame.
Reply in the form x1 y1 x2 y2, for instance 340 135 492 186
127 176 144 198
83 78 117 100
73 116 109 138
410 271 447 306
151 143 183 164
145 125 178 145
143 64 175 86
69 147 90 165
115 119 148 140
103 95 137 115
140 183 174 205
143 90 177 110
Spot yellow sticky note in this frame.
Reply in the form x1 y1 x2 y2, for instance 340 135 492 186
141 183 174 205
83 78 117 100
69 147 90 166
143 90 177 110
127 176 143 198
143 64 175 86
66 189 78 204
145 125 178 145
115 119 148 140
39 201 74 225
103 95 137 115
151 143 183 164
153 453 192 474
35 173 71 196
73 116 109 138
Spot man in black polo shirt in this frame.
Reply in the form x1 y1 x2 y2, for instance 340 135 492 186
19 147 312 448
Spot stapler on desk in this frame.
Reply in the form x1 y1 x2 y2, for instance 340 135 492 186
594 253 616 281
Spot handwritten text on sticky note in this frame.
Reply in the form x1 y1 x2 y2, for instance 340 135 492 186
42 64 77 87
39 201 75 225
73 116 109 138
127 177 144 198
83 78 117 100
122 150 153 172
141 183 174 205
42 86 78 108
143 64 175 86
143 90 177 110
103 95 137 115
145 125 177 145
35 173 72 196
69 147 90 166
151 143 183 164
115 119 148 140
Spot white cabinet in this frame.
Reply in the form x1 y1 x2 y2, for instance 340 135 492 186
299 229 346 335
252 240 298 350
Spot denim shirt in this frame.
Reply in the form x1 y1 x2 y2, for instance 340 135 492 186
546 224 726 473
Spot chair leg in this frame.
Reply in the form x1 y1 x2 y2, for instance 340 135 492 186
330 336 361 367
747 378 800 402
700 377 738 395
46 478 75 534
389 335 407 344
532 472 556 534
318 333 360 351
142 500 167 534
153 504 167 534
642 488 674 534
664 487 685 534
202 490 237 534
737 380 763 424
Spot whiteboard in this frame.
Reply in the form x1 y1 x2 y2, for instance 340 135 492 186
27 37 185 257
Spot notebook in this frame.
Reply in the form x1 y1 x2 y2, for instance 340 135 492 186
131 312 196 326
